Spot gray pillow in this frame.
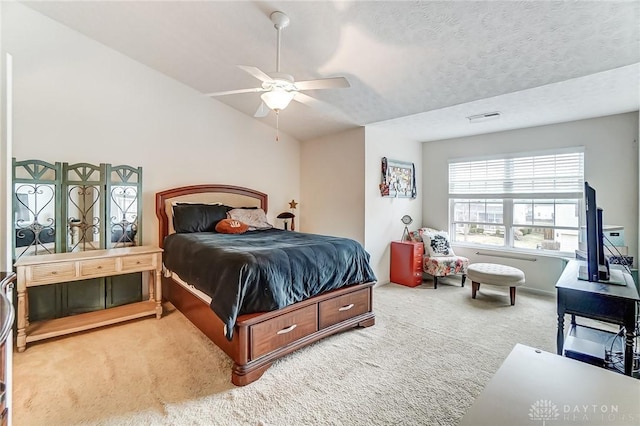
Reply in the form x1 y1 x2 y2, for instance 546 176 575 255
227 208 273 231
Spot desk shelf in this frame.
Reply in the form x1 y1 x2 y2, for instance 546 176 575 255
26 300 157 343
564 324 612 367
564 324 638 378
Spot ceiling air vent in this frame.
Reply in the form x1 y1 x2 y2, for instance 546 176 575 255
467 111 501 123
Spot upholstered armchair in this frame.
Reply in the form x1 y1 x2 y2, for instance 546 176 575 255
414 228 468 289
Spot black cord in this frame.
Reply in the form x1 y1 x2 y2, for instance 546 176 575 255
603 235 632 274
603 302 640 376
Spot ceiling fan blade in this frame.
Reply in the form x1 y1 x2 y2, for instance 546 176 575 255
293 92 344 117
204 87 266 97
238 65 273 83
295 77 350 91
254 102 270 118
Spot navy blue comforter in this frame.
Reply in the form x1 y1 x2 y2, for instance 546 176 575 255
163 229 376 339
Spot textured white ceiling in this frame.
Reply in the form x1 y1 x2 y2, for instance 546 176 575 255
372 63 640 141
22 1 640 142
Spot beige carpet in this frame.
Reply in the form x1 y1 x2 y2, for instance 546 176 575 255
13 279 557 425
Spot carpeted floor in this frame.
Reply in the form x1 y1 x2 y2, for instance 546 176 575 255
13 279 557 425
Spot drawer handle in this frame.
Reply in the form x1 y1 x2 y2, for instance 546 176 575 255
51 271 57 275
97 266 102 269
338 303 354 311
276 324 297 335
136 261 141 264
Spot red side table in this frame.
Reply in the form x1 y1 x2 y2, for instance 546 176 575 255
390 241 424 287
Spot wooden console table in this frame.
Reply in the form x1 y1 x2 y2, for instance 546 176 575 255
14 246 163 352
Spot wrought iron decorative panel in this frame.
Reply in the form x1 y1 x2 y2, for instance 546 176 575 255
106 165 142 248
12 159 62 260
12 159 143 257
62 163 107 252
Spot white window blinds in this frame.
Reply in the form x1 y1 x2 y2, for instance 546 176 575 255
449 149 584 199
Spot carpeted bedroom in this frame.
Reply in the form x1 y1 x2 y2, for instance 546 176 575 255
3 2 639 425
13 280 558 425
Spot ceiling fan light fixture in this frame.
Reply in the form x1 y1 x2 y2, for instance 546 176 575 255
261 89 295 111
205 9 349 132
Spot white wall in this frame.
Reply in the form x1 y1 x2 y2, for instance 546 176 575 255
365 126 422 285
300 125 423 285
300 127 365 242
423 112 639 293
2 3 300 247
0 50 9 272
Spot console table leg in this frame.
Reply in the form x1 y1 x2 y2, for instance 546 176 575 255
16 281 27 352
556 313 565 355
149 270 155 302
25 290 30 328
154 268 163 319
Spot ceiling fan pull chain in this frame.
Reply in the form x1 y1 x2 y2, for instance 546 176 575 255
276 111 280 142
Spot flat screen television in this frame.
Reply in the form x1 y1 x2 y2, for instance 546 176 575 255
578 182 626 285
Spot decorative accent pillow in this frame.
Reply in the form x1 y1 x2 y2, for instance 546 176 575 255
172 203 231 233
409 230 422 242
423 230 455 257
418 227 439 238
227 208 273 231
215 219 249 234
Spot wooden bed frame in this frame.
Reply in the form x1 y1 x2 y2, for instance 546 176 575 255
155 184 375 386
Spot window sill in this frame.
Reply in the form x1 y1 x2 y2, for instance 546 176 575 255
451 242 574 261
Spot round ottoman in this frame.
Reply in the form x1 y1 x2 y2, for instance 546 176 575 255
467 263 525 306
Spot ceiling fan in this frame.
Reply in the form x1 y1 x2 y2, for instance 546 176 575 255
205 11 350 122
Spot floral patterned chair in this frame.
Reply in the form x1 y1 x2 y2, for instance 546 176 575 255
413 228 468 289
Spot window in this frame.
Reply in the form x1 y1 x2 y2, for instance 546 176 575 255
449 149 584 254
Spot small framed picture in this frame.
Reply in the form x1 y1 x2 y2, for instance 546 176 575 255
380 157 416 198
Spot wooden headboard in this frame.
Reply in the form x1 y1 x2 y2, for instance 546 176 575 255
155 184 268 248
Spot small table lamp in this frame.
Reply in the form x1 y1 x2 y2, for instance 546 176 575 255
277 212 295 231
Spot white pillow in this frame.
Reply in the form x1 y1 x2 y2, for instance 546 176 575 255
423 230 455 257
227 208 273 231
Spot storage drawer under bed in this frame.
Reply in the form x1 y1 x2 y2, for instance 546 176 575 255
319 288 370 329
250 304 318 359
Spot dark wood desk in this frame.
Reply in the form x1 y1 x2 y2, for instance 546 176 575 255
556 260 639 376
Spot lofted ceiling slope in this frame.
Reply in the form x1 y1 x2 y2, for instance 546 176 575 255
21 1 640 142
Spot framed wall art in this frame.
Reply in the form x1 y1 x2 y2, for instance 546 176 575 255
379 157 417 198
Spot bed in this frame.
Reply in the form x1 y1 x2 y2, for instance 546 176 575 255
156 184 376 386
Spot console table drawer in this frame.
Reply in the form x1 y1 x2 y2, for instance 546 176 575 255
80 258 117 276
319 288 370 329
250 304 317 359
121 254 155 271
30 263 76 284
